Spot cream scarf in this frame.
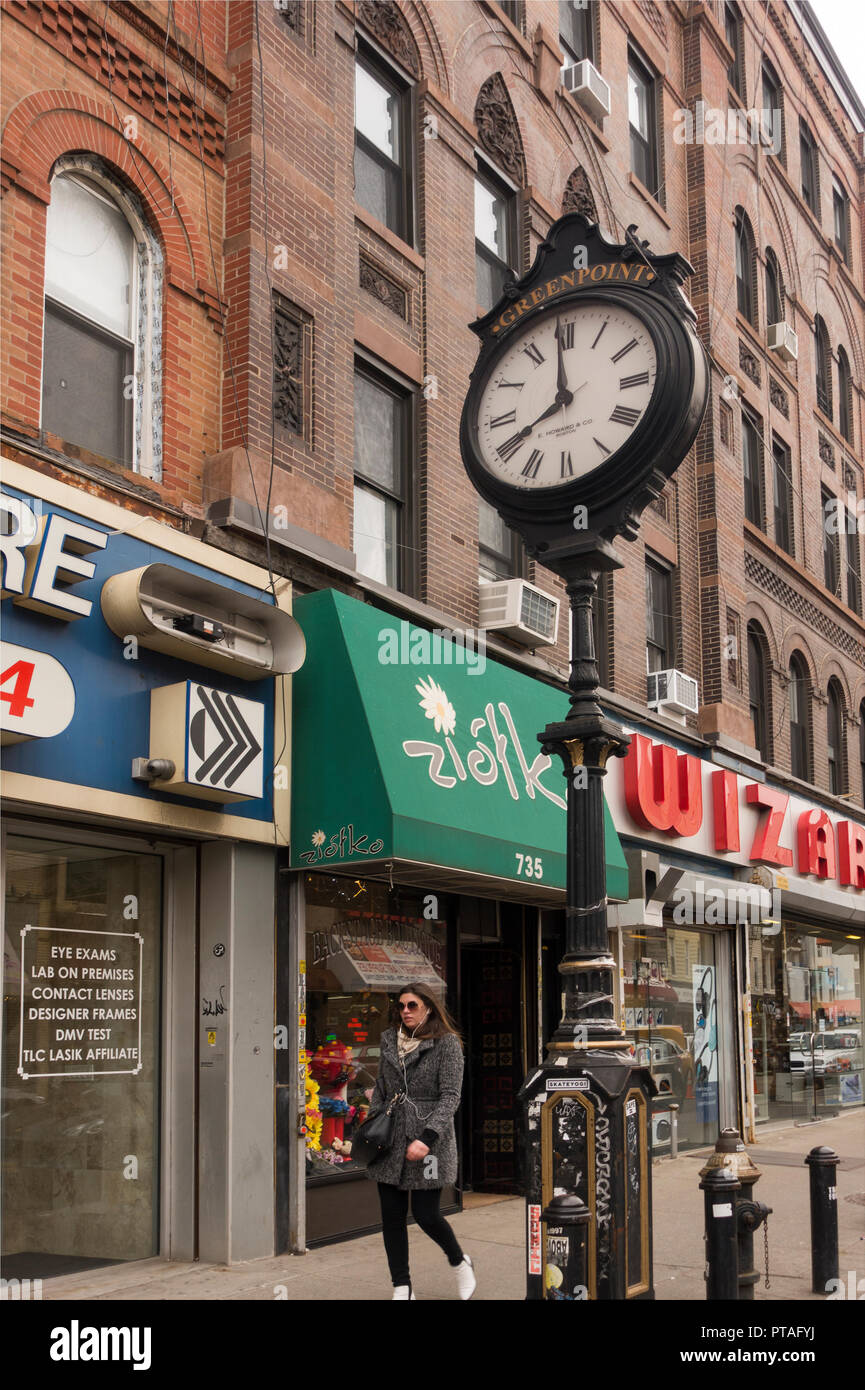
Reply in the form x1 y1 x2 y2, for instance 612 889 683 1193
397 1027 424 1060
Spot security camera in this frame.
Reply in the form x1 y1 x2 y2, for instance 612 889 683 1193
131 757 176 783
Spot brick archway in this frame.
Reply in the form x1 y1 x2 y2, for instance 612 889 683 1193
1 90 219 314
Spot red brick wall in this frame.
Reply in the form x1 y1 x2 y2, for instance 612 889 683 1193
2 1 864 805
1 0 227 514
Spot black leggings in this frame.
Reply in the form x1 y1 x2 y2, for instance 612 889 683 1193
377 1183 463 1287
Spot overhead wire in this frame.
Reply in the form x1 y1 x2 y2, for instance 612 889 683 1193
252 0 291 842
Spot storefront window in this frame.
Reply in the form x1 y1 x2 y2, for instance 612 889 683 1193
303 874 447 1184
621 925 726 1152
751 919 863 1122
2 834 162 1278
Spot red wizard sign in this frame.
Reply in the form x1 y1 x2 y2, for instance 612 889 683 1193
612 733 864 892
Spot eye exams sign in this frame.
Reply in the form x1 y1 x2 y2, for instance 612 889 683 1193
17 927 143 1079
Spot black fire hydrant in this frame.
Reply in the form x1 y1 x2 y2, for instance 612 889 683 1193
699 1128 771 1299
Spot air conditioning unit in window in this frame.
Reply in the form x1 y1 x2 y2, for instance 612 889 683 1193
478 578 560 647
767 321 798 362
562 60 611 121
647 668 699 717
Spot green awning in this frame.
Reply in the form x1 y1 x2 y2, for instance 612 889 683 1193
290 589 628 902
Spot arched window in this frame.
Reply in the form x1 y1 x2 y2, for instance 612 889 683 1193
747 622 771 762
789 653 811 782
827 679 845 796
42 161 162 478
735 209 756 324
838 346 853 445
765 247 784 326
814 315 833 419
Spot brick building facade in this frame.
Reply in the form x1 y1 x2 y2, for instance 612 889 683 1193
3 0 863 803
2 1 864 1271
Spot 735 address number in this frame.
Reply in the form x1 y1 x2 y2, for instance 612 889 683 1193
515 853 543 880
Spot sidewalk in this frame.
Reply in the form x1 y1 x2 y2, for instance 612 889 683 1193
39 1109 864 1302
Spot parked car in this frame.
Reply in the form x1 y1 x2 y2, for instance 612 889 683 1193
789 1030 861 1075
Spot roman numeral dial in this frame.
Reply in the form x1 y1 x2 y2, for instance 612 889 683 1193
474 301 657 490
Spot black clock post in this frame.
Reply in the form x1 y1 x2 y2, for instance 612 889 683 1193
459 213 709 1299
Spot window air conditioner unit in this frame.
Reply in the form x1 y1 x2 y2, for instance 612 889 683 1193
647 668 699 716
562 60 611 121
478 578 560 647
767 322 798 362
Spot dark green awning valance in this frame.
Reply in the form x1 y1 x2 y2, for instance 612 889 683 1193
291 589 628 902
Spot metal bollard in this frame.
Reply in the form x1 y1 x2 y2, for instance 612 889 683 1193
699 1128 771 1300
669 1103 679 1159
701 1166 741 1300
541 1192 591 1300
805 1146 840 1294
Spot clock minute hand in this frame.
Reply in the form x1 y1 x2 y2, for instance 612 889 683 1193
555 317 569 397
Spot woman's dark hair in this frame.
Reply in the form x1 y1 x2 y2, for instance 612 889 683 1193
390 983 462 1047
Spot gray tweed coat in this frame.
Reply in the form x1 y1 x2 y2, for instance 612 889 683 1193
364 1028 463 1189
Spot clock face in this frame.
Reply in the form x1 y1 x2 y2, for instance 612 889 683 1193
473 302 658 490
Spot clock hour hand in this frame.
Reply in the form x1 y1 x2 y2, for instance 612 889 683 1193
524 396 568 434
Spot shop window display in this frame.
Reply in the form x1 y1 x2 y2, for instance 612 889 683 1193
621 926 722 1152
750 919 862 1122
303 875 447 1182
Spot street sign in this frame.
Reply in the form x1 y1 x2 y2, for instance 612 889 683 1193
146 680 265 803
186 684 264 798
0 640 75 744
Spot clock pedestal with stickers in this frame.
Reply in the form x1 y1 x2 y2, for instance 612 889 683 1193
518 539 658 1302
459 212 709 1300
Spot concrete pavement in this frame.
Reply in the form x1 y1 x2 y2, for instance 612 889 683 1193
37 1109 864 1302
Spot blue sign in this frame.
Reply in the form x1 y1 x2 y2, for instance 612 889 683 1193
1 485 276 822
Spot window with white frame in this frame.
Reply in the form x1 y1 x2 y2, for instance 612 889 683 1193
353 362 414 592
474 162 517 314
42 163 162 478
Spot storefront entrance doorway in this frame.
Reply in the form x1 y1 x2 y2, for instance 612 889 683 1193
459 897 528 1194
2 832 162 1279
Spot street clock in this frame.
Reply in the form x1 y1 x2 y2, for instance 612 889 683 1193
460 213 709 572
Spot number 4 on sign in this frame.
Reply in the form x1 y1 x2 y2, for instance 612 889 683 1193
0 641 76 742
0 661 35 718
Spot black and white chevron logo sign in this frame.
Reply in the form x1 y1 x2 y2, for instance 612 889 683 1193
187 684 264 798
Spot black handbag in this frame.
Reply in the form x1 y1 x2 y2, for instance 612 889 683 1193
349 1090 404 1168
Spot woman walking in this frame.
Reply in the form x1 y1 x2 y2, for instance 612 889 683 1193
365 984 476 1300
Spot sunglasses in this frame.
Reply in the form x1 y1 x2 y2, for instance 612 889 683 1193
398 1002 421 1011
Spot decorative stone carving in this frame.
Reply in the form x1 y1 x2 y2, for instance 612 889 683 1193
637 1 667 43
739 341 761 386
357 1 419 77
769 378 789 418
562 167 597 222
475 73 526 185
273 305 304 435
843 463 857 493
359 253 408 319
819 434 835 469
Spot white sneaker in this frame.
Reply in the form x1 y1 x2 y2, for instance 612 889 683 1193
392 1285 416 1300
454 1254 476 1300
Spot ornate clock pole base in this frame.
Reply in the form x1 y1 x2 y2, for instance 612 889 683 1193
519 549 656 1301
